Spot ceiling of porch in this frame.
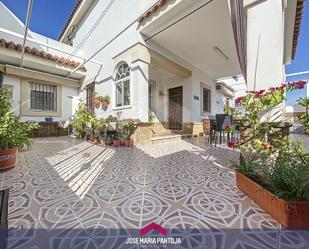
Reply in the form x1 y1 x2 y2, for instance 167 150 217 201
140 0 242 79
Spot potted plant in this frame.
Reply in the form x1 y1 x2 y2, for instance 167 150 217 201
233 140 309 228
92 118 103 144
105 136 112 146
104 115 117 145
228 80 309 228
0 88 38 170
123 118 135 147
97 118 107 144
92 92 101 109
113 120 124 148
100 95 110 109
70 103 94 138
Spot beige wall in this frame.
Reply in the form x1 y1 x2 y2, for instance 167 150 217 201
20 79 62 117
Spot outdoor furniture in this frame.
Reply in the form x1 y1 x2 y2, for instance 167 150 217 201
214 114 228 146
31 122 68 137
208 114 241 146
0 188 9 249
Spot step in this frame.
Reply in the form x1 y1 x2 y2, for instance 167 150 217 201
150 133 182 144
152 123 169 134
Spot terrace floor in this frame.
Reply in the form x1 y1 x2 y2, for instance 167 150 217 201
0 137 308 249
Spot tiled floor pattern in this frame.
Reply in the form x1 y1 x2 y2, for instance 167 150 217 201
0 137 308 249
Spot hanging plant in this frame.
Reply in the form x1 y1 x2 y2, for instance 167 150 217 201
100 95 110 108
92 92 101 109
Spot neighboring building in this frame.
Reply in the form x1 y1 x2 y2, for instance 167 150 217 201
0 2 87 122
0 0 304 133
285 81 308 126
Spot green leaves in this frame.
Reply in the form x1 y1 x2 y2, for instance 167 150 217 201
297 97 309 132
70 103 95 136
264 140 309 201
0 88 38 150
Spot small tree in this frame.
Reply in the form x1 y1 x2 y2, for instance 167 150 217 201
227 81 306 156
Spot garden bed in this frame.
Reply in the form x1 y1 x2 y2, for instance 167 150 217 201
236 170 309 229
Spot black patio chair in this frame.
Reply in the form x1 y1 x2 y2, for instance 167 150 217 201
208 119 216 146
214 114 228 146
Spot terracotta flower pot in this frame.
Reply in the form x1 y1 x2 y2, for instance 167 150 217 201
105 139 111 146
101 100 109 107
235 171 309 228
92 98 101 108
0 148 17 171
124 139 133 147
80 132 86 139
113 139 121 148
93 137 100 144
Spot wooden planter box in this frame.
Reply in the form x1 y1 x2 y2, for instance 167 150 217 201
236 171 309 229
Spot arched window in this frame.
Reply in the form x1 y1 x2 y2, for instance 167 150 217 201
115 63 130 107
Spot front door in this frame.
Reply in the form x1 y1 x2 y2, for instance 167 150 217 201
168 86 183 130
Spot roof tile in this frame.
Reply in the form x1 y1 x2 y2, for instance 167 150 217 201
0 38 86 71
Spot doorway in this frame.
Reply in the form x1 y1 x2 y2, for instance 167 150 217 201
168 86 183 130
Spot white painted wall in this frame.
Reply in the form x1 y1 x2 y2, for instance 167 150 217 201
0 2 28 36
2 74 21 115
246 0 285 90
72 0 162 122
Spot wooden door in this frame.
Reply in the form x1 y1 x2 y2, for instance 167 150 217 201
168 86 183 130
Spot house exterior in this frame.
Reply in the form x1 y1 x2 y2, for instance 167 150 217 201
58 0 303 131
0 0 304 135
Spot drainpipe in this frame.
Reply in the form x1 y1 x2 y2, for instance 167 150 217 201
0 66 4 88
20 0 33 68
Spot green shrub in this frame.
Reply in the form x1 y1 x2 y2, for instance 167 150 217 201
70 103 94 136
0 88 38 149
263 140 309 201
233 155 260 177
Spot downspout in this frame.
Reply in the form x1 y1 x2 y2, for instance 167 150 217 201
20 0 34 68
0 66 4 88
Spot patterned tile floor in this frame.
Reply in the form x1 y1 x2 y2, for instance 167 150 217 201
0 137 308 249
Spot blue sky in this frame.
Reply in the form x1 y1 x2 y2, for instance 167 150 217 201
0 0 76 39
285 1 309 105
1 0 308 105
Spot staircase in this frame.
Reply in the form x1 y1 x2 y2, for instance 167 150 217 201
150 123 182 144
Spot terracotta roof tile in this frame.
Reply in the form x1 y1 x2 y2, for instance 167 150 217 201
292 0 305 59
0 38 86 72
58 0 84 41
138 0 168 23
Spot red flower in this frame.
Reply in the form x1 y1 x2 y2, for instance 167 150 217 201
235 96 244 104
227 142 236 148
256 90 265 95
227 141 242 149
286 80 306 90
